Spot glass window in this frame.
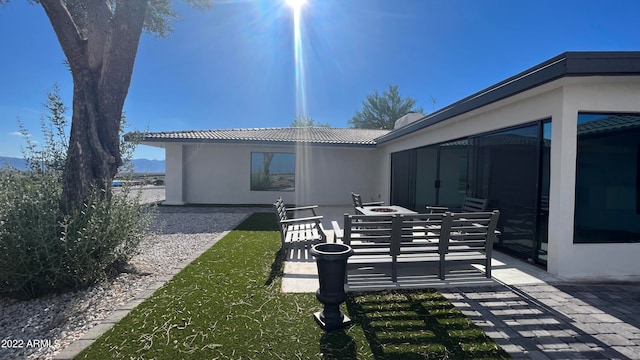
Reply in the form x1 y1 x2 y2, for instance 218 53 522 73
574 113 640 243
250 152 295 191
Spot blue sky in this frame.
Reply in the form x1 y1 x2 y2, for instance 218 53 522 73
1 0 639 160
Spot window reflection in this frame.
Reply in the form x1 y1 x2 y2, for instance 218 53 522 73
250 152 295 191
574 113 640 243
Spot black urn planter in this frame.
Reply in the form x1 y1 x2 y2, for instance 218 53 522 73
310 243 354 332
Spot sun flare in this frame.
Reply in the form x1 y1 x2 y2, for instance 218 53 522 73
286 0 307 11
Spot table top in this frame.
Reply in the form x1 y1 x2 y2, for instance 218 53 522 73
355 205 417 216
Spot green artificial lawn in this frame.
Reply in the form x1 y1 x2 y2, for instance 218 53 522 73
77 213 510 359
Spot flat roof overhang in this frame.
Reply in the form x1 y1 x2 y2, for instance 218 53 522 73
376 51 640 144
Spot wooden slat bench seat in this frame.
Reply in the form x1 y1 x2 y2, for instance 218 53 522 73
273 197 327 250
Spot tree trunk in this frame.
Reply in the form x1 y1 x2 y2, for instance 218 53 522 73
62 76 122 209
39 0 149 210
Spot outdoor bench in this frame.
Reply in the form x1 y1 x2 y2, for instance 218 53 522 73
332 210 500 282
273 197 327 250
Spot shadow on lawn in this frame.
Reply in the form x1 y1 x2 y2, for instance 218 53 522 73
264 248 285 287
319 330 358 359
234 212 280 231
345 290 511 360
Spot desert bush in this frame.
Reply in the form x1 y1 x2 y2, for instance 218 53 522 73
0 168 151 299
0 86 152 299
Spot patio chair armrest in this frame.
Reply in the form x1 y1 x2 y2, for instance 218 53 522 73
331 221 343 242
280 215 323 224
286 205 318 211
285 205 318 216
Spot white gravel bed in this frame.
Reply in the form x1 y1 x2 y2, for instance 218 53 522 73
0 208 252 360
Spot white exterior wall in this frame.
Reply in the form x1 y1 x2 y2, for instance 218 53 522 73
376 76 640 280
553 78 640 280
163 142 379 206
164 143 184 205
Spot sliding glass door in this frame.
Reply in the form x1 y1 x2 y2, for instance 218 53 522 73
392 139 468 211
468 123 546 263
391 150 416 210
414 146 437 209
438 140 468 209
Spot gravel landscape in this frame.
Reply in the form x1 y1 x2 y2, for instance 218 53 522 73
0 187 264 359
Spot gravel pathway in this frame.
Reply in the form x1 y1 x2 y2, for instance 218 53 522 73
0 188 267 359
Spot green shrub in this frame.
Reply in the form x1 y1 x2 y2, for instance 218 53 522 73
0 172 151 299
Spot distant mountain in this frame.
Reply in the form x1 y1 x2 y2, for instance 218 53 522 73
0 156 165 174
0 156 28 170
129 159 165 173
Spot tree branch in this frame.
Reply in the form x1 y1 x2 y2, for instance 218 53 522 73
99 0 148 110
39 0 86 73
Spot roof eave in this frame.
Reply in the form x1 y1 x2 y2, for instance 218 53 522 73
139 137 379 148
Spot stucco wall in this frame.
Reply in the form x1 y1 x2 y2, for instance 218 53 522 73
164 143 184 205
170 142 380 206
552 77 640 280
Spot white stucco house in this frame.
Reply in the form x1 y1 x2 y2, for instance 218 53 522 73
138 51 640 281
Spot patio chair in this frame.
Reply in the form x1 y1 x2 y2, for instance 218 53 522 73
460 196 489 212
351 192 384 214
273 197 327 250
438 210 500 279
